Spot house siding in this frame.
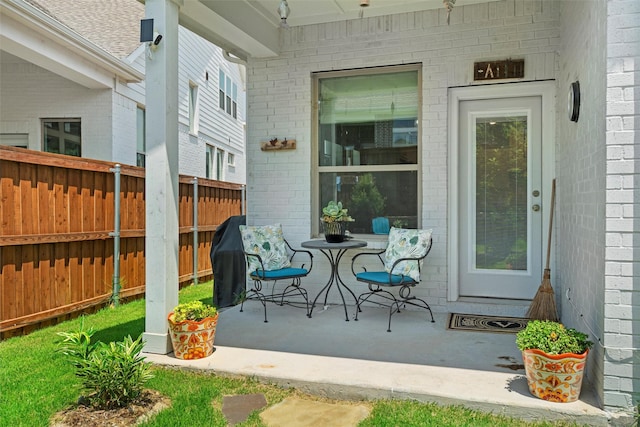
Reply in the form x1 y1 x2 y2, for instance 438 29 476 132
176 28 247 184
246 1 560 309
0 22 246 185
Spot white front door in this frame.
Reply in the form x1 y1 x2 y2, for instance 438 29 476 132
457 95 543 299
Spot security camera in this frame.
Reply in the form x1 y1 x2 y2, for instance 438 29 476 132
153 34 163 46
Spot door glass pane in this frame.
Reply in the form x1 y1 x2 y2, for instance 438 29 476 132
475 115 528 271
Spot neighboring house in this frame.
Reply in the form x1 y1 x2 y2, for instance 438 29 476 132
138 0 640 420
0 0 246 184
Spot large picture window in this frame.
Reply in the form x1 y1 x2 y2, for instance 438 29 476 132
313 65 420 235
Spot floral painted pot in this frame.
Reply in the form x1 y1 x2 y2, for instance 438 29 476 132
167 312 219 360
522 348 588 403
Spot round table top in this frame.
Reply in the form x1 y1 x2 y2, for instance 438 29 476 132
301 239 367 250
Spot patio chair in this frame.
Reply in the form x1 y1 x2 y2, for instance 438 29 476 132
239 223 313 322
351 227 434 332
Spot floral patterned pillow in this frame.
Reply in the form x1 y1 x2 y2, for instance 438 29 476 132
384 227 433 282
239 224 291 273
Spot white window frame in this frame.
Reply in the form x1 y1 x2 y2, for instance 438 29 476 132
189 82 199 134
227 152 235 167
311 64 422 237
0 134 28 148
219 69 237 119
206 144 215 179
216 148 225 181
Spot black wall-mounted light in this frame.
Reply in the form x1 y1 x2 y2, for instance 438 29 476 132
568 81 580 122
140 19 154 43
141 19 162 47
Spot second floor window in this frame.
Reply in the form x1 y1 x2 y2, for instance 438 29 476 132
219 70 238 119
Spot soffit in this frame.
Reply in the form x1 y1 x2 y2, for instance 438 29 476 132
177 0 492 59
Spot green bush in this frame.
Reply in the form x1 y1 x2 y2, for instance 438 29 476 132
172 300 218 322
515 320 593 355
57 323 153 409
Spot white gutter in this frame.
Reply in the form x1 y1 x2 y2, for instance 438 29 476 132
223 50 247 66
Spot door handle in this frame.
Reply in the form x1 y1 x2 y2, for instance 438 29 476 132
532 204 540 212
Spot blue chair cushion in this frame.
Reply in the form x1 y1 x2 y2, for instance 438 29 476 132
250 267 308 280
355 271 414 286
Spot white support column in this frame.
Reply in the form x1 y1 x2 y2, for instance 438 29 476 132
143 0 182 354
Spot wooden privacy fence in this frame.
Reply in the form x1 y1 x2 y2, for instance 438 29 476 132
0 146 244 337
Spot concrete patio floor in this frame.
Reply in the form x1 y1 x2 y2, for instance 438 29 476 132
144 301 610 426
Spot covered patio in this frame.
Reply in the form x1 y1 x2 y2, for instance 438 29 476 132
145 300 609 425
141 0 639 421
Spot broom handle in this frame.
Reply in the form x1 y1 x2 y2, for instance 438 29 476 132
545 179 556 270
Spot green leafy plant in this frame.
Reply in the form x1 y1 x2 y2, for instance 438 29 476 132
172 300 218 322
349 173 385 220
321 200 354 223
516 320 593 355
57 322 153 409
393 219 408 228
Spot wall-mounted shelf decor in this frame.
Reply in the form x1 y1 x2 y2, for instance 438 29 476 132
260 138 296 151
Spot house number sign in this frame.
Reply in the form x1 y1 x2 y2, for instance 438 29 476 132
474 59 524 80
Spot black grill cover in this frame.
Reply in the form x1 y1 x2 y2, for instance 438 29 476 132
210 215 246 308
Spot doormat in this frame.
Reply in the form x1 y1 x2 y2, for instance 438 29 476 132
447 313 529 334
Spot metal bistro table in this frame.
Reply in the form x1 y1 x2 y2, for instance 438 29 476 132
301 239 367 321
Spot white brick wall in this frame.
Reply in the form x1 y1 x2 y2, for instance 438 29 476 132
603 0 640 415
246 1 560 308
555 0 608 410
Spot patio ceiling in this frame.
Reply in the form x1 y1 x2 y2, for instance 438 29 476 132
167 0 494 59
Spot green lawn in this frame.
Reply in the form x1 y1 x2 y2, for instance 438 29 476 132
0 282 584 427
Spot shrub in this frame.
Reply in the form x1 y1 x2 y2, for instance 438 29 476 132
57 323 153 409
515 320 593 355
172 300 218 322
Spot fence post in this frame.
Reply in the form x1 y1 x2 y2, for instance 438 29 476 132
109 164 122 306
242 184 246 215
192 177 199 286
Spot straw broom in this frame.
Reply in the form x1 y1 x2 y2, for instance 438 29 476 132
526 178 559 322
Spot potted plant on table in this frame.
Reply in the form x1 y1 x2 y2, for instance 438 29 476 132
321 200 354 243
167 300 219 360
516 320 593 403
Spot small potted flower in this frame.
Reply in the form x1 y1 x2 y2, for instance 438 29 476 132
321 200 354 243
167 300 219 360
516 320 593 403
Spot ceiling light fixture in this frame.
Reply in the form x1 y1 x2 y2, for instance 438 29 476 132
359 0 369 19
278 0 290 28
443 0 456 25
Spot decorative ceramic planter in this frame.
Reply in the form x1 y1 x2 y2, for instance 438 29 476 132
167 312 219 360
522 348 588 403
321 220 346 243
